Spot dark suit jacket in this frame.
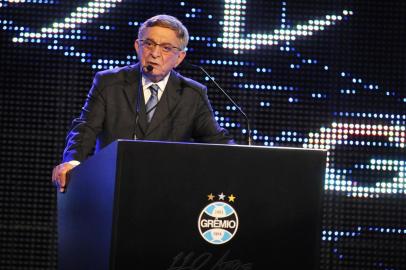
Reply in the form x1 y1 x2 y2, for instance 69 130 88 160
63 63 233 162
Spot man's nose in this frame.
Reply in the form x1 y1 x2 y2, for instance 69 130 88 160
151 44 161 57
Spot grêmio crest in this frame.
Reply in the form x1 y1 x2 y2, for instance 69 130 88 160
198 192 239 245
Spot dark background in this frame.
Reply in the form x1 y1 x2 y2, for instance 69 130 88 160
0 1 405 269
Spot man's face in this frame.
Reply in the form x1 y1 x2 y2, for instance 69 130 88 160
135 26 186 82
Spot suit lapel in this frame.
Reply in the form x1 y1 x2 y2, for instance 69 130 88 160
146 71 183 135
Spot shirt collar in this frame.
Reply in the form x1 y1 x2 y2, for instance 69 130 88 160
142 72 171 92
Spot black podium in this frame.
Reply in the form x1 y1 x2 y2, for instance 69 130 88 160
58 140 326 269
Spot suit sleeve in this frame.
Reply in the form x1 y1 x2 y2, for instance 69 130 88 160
62 72 106 162
192 86 235 144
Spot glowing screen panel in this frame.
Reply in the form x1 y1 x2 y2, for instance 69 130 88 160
0 0 405 269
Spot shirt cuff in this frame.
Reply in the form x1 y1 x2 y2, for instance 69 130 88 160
68 160 81 166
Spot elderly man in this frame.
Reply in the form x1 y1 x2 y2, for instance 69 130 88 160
52 14 233 192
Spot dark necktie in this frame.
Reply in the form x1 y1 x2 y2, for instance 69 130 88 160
146 84 159 123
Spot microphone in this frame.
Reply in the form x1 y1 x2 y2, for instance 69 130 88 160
134 64 153 139
182 61 252 145
133 64 155 139
133 71 143 140
144 64 153 72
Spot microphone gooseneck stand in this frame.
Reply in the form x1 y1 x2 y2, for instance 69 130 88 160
184 62 252 146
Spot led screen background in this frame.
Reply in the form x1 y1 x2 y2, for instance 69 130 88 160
0 0 405 269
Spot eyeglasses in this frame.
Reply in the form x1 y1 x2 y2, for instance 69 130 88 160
139 39 182 54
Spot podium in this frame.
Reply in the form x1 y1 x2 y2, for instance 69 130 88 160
58 140 326 269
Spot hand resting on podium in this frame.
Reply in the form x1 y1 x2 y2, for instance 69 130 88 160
52 162 78 193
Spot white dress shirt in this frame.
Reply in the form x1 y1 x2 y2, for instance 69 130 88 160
142 72 170 104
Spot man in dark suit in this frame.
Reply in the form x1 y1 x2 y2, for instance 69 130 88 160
52 14 233 192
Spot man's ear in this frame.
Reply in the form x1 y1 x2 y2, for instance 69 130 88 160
174 51 186 68
134 39 140 55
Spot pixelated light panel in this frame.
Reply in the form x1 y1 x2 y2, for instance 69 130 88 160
1 0 405 269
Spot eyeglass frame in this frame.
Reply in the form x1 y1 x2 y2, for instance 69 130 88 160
138 39 182 54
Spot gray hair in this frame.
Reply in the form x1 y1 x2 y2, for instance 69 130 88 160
138 14 189 50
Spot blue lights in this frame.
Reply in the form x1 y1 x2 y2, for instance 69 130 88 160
304 122 405 198
312 93 327 99
220 2 353 54
99 25 115 30
0 0 56 5
256 67 272 73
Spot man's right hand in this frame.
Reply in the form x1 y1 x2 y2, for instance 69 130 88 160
52 162 77 193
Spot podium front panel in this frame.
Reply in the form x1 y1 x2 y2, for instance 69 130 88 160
112 141 326 269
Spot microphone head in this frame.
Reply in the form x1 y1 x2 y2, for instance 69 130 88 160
145 65 153 72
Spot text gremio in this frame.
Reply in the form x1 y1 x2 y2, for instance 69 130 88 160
200 219 236 229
